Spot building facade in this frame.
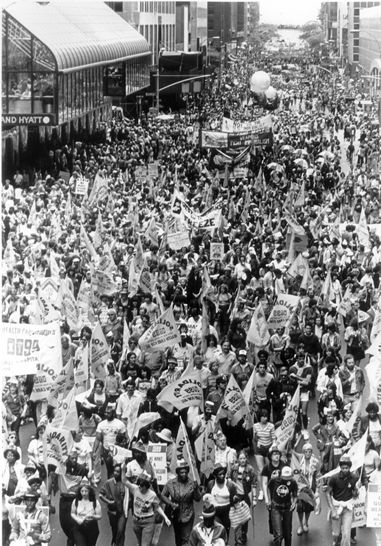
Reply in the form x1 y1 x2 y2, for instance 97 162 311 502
207 2 248 45
175 1 208 52
347 1 380 75
359 5 381 93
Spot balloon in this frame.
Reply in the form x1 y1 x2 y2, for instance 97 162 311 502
250 71 271 93
265 86 277 100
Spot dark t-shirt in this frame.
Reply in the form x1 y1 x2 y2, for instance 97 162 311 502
268 477 298 509
261 462 284 482
328 472 358 502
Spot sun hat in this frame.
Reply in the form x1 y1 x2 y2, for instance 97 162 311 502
156 428 173 443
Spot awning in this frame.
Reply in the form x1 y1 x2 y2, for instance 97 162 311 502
5 0 150 73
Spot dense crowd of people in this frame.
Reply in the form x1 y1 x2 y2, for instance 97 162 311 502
2 40 381 546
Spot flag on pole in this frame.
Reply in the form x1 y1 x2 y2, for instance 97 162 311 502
50 387 79 431
194 419 215 478
171 419 200 483
294 180 305 207
247 303 270 347
243 369 257 428
216 375 248 426
121 319 130 360
275 387 300 451
318 429 368 480
47 357 75 408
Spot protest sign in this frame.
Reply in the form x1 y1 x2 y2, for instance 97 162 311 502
139 307 181 353
351 486 367 528
194 419 215 478
75 177 89 196
218 375 248 426
267 294 300 330
47 357 75 408
367 483 381 527
210 242 224 261
275 387 300 451
247 302 270 347
2 321 61 378
167 229 190 250
147 444 168 485
46 426 74 468
201 131 228 148
90 322 109 379
171 420 200 483
108 444 132 464
157 370 203 412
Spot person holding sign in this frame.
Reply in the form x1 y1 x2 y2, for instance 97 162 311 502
123 471 171 546
161 459 203 546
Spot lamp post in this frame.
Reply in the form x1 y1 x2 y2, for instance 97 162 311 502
349 28 381 97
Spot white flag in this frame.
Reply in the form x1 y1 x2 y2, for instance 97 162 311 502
275 386 300 451
51 387 79 431
216 375 248 426
319 429 368 480
157 370 203 412
90 322 109 379
139 307 181 352
247 303 270 347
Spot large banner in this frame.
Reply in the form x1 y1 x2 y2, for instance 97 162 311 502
367 483 381 527
139 307 180 352
2 321 61 377
267 294 300 330
221 114 273 133
218 375 248 426
275 387 300 451
201 131 228 148
157 371 203 412
46 426 74 468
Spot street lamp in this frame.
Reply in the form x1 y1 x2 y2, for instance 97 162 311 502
349 28 381 96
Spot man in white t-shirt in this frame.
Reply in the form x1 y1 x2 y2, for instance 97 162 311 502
93 403 126 479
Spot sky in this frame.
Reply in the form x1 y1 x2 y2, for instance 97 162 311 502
259 0 322 26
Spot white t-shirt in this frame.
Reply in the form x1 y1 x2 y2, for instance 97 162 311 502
97 418 126 449
130 484 159 518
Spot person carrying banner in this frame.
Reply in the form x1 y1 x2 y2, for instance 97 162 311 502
325 455 359 546
161 459 203 546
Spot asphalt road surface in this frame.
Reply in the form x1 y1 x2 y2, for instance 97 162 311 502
17 418 378 546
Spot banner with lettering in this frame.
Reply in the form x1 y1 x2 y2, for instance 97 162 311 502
275 386 300 451
2 321 61 378
195 419 215 478
156 370 203 412
267 294 300 330
171 419 200 483
217 375 248 426
47 357 75 408
90 323 109 379
45 426 74 469
139 307 181 353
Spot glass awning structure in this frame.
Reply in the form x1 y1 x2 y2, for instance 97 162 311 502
4 0 150 73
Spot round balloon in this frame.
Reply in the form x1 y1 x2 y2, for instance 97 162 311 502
265 86 277 100
250 71 271 93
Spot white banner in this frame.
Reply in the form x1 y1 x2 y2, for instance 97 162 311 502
157 370 203 412
139 307 180 353
60 281 79 331
275 387 300 451
267 294 300 330
167 229 190 250
218 375 248 426
90 323 109 379
1 321 60 377
46 426 74 468
247 303 270 347
367 483 381 527
170 420 200 483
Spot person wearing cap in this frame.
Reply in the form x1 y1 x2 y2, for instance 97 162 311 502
267 465 298 546
125 442 156 485
9 490 51 546
159 356 183 384
93 403 126 480
99 464 128 546
189 494 227 546
326 455 359 546
123 470 171 546
231 350 254 380
261 443 284 532
161 459 203 546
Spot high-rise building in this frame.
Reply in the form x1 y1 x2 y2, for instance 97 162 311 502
107 1 176 64
347 1 380 75
175 1 208 52
207 2 248 45
359 5 381 93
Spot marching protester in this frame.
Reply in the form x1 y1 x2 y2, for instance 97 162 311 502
2 26 381 546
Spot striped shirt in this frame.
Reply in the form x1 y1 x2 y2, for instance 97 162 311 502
253 422 276 448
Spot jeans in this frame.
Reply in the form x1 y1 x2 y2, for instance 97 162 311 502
173 518 194 546
331 507 353 546
234 521 249 546
59 496 75 546
133 516 156 546
108 512 127 546
271 507 293 546
72 520 99 546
